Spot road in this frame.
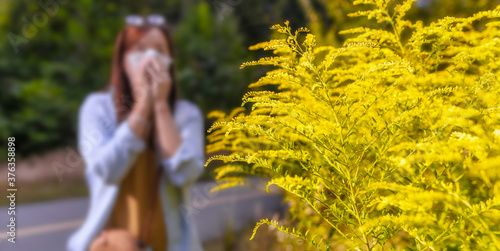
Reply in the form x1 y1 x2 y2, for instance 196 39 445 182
0 179 284 251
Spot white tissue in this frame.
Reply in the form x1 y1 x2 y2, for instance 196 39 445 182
127 48 172 70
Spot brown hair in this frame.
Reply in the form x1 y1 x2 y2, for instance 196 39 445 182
102 24 180 148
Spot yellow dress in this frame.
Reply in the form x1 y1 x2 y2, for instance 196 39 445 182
105 147 167 251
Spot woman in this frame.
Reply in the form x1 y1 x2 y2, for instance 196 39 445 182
67 15 205 251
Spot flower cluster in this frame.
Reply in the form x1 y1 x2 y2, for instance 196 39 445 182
206 1 500 250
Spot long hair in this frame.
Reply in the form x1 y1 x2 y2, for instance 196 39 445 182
102 24 180 148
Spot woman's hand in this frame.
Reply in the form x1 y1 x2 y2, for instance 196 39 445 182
129 54 157 115
127 54 158 141
89 229 141 251
146 56 172 104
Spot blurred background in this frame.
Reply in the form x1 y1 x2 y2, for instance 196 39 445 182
0 0 499 250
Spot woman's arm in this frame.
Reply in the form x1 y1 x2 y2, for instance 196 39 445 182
78 94 148 185
127 97 153 141
149 56 204 186
154 102 182 159
154 101 205 186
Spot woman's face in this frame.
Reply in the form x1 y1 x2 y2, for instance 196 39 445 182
123 28 171 87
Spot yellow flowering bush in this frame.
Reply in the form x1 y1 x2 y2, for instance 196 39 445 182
205 0 500 250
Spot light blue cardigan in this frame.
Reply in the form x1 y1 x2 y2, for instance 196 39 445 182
67 87 205 251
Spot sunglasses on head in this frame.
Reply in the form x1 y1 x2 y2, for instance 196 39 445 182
125 14 166 26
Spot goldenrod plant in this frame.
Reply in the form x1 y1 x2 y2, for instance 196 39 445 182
205 0 500 250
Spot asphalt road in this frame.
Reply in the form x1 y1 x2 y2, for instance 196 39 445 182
0 179 284 251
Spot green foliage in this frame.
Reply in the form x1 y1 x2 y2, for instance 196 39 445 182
206 1 500 250
0 0 121 158
174 1 252 116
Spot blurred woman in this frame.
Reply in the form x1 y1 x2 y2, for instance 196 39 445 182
67 15 205 251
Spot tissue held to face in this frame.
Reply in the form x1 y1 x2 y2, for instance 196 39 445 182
128 48 172 70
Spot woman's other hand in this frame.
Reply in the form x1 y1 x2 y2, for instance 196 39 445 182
125 53 157 141
147 55 172 104
89 229 142 251
130 54 156 114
